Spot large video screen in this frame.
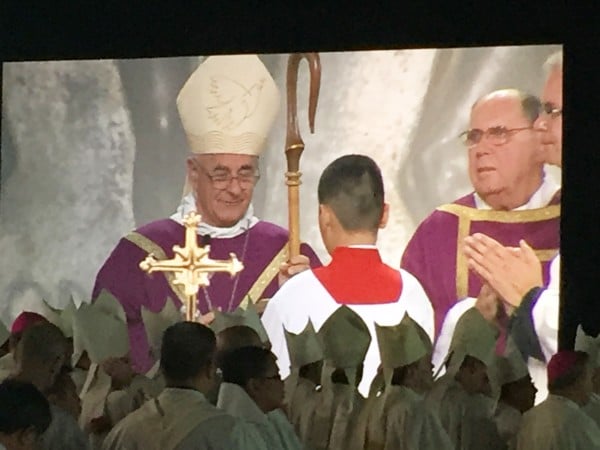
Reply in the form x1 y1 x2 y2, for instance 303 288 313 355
0 44 562 323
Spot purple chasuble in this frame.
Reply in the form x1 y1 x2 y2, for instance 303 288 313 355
401 191 560 339
92 219 321 372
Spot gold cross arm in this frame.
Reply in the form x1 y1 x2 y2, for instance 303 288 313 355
138 212 245 321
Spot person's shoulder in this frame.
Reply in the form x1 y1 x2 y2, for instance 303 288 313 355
414 193 474 231
451 192 476 207
111 399 147 429
100 218 182 252
178 414 238 450
268 270 319 313
191 407 237 431
252 220 290 239
135 218 183 239
42 404 89 448
277 267 316 292
397 268 431 300
433 193 476 215
398 268 421 288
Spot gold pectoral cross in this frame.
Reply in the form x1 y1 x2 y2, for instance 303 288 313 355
139 212 244 322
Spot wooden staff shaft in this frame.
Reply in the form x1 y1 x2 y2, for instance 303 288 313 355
286 161 303 257
285 53 321 258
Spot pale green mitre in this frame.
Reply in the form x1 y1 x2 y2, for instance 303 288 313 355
35 298 63 331
575 325 600 368
210 302 269 344
284 320 324 369
57 296 78 338
446 307 498 375
375 312 430 370
39 296 77 338
141 298 182 356
317 306 371 370
492 336 529 387
72 289 129 365
41 296 79 366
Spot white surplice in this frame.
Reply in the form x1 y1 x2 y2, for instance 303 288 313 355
262 255 434 396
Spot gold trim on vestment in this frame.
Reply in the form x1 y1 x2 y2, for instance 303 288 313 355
455 212 472 299
534 249 560 261
127 231 289 310
239 243 289 309
125 232 188 305
436 203 560 223
435 203 560 299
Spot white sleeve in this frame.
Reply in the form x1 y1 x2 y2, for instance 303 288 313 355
431 297 477 376
532 254 560 361
261 289 291 380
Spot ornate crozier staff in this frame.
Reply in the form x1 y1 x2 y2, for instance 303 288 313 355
285 53 321 257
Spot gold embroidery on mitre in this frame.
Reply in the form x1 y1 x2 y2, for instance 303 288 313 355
206 76 266 130
435 203 561 299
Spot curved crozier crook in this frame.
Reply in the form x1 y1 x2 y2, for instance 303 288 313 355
285 53 321 171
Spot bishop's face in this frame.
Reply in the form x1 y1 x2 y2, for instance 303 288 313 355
534 67 563 167
467 95 543 209
187 154 259 227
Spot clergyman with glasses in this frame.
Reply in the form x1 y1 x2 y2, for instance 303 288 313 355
92 55 321 375
400 88 561 375
462 52 566 406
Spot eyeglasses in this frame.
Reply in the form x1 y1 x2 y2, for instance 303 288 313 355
196 165 260 190
541 101 562 119
459 126 533 147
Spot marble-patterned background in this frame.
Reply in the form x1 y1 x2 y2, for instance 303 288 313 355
0 45 562 325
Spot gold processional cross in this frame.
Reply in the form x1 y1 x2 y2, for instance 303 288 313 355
139 212 244 322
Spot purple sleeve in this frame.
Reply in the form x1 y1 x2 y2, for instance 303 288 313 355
400 227 440 333
92 238 155 373
300 242 322 268
400 229 427 283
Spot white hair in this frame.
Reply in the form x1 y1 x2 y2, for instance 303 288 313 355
543 50 563 77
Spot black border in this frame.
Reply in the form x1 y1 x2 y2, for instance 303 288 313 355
1 4 598 344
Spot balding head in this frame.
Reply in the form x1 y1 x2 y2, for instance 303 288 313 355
472 89 541 124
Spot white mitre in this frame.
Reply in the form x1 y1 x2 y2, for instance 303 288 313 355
177 54 280 156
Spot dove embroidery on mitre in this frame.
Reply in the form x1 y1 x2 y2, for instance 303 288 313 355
206 75 266 130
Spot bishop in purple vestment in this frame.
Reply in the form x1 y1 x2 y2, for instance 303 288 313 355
92 54 321 372
401 89 561 338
